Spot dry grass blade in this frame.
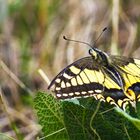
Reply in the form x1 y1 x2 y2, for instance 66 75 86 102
0 59 33 96
38 69 50 86
0 87 18 139
111 0 119 55
0 87 40 139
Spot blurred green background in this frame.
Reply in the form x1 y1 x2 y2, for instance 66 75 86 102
0 0 140 139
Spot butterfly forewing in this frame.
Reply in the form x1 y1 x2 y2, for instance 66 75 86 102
49 57 103 98
48 56 131 109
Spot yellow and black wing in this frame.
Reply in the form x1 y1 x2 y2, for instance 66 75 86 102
48 56 129 108
111 56 140 102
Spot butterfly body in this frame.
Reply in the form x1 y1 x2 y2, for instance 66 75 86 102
48 46 140 110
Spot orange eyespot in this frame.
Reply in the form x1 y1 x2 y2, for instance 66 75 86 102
126 89 136 100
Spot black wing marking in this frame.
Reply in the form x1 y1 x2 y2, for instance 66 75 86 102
48 57 99 89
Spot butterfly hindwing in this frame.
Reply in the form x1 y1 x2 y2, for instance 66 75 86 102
111 56 140 102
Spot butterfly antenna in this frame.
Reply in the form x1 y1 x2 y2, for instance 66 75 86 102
63 27 107 49
93 27 107 47
63 36 93 48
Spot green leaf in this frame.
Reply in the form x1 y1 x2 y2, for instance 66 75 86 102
34 91 68 140
34 92 140 140
115 107 140 130
63 98 140 140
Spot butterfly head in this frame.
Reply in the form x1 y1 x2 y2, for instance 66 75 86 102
88 48 98 59
89 47 110 65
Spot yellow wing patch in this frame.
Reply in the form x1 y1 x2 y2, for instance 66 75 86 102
104 75 121 89
84 69 98 82
66 82 71 87
84 69 104 84
76 76 83 85
120 63 140 76
122 73 140 89
63 73 73 79
94 70 104 84
70 66 81 74
71 78 77 86
80 71 90 84
61 81 66 88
